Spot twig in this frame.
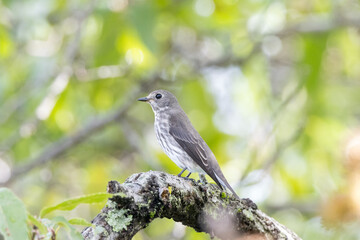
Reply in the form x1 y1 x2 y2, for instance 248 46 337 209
240 123 305 187
0 0 96 151
3 77 160 186
275 13 360 37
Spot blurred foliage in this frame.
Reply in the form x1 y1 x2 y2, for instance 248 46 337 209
1 0 360 239
0 188 28 240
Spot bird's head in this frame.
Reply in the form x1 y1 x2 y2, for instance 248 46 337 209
138 89 179 113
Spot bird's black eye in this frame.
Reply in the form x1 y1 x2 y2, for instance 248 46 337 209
155 93 162 99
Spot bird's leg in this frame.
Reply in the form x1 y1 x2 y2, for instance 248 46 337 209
178 169 195 184
177 168 187 177
183 172 196 184
199 174 208 184
183 172 192 180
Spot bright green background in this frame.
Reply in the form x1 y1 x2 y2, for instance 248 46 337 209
1 0 360 239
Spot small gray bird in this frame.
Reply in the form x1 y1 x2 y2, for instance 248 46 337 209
138 89 239 198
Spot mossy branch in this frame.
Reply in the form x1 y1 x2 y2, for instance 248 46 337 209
81 171 301 240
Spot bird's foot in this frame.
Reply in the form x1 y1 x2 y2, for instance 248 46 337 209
199 174 208 184
183 177 196 183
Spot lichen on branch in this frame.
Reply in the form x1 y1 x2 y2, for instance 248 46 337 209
82 171 301 240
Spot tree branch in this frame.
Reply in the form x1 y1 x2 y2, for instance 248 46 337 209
3 77 160 186
82 171 301 240
276 13 360 37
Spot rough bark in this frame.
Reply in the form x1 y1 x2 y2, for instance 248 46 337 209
82 171 301 240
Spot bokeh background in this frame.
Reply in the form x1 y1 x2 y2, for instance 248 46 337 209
1 0 360 239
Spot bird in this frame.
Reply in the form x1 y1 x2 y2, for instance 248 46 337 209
138 89 239 198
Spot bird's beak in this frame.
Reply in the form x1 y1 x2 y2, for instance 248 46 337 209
138 97 149 102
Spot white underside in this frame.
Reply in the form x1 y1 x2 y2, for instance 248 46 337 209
154 113 205 174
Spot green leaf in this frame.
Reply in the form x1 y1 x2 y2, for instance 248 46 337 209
68 217 92 227
52 216 83 240
0 188 29 240
40 192 112 218
27 213 48 234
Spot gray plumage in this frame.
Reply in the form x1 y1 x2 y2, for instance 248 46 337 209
138 89 239 198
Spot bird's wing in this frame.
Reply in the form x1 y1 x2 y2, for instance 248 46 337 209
168 111 239 198
169 114 209 168
168 113 225 189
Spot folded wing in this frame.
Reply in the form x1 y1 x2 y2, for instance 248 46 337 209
169 113 223 189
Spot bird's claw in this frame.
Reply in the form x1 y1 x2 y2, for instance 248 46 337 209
199 174 208 184
183 177 196 183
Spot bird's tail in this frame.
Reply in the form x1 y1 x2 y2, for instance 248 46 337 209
214 172 240 199
214 171 240 199
207 152 239 199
